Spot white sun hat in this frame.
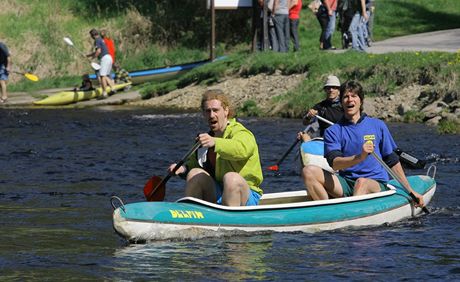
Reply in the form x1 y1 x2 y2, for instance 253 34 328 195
324 75 341 88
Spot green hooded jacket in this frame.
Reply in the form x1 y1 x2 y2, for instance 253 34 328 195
186 118 263 195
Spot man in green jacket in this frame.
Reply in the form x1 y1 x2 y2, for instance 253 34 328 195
168 89 263 206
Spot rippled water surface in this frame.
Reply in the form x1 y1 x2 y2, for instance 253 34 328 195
0 109 459 280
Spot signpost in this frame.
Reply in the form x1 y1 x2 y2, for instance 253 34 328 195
208 0 258 60
209 0 253 9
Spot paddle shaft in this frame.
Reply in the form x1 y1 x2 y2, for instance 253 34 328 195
146 141 201 199
273 139 300 168
371 151 429 214
315 114 334 126
64 38 101 69
269 121 318 170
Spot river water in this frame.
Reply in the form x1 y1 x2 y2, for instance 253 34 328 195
0 108 459 280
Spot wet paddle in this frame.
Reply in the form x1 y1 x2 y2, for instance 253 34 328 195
369 147 430 214
63 37 101 70
143 141 201 201
12 71 39 82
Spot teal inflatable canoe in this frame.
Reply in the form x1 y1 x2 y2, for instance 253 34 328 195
112 169 436 242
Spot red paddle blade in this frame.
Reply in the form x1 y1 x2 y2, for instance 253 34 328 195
143 176 166 201
267 165 279 171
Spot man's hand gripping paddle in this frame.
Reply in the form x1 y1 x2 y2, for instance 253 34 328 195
143 141 201 201
366 140 429 214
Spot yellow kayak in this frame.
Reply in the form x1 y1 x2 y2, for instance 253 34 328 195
34 82 132 106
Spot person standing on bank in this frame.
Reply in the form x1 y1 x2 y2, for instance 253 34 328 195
0 41 11 103
272 0 290 52
289 0 302 52
168 89 264 207
299 75 343 141
349 0 368 51
87 29 113 98
302 80 425 207
324 0 338 50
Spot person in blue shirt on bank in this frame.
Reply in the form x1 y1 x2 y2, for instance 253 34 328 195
302 80 425 206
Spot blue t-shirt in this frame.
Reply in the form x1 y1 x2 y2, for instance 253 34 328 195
324 114 397 181
94 38 109 59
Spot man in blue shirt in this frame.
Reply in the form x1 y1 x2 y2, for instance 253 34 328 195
302 80 425 206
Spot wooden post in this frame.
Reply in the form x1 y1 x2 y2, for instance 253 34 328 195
251 0 258 52
210 0 216 60
263 0 269 50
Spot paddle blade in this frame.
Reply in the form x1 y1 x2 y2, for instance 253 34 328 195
63 37 74 46
267 164 279 171
143 176 166 202
24 73 39 82
91 62 101 70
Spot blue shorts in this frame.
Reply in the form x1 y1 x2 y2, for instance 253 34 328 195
215 182 261 206
0 64 8 81
337 175 388 197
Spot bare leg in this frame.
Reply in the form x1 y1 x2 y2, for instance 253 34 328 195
353 177 382 196
101 76 109 96
302 165 342 200
221 172 250 206
185 168 217 203
107 76 115 88
0 80 7 100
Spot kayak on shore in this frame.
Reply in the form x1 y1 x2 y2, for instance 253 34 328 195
33 82 132 106
89 58 220 86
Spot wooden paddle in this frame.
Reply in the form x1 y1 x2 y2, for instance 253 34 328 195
63 37 101 70
12 71 39 82
143 141 201 201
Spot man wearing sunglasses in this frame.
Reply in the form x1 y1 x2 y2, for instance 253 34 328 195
300 75 343 141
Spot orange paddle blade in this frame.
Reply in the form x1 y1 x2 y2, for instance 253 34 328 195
267 165 279 171
143 176 166 201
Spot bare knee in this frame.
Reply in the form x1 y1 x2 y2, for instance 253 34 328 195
353 178 371 195
186 168 207 181
302 165 323 183
222 172 245 192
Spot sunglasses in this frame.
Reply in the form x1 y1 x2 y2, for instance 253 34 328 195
324 86 339 90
